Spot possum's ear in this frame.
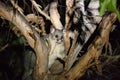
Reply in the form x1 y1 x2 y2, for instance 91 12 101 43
50 26 56 33
62 29 66 34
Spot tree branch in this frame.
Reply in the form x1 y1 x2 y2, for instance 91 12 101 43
26 14 46 35
30 0 50 20
65 0 75 29
0 1 48 80
55 13 117 80
49 1 63 30
10 0 24 15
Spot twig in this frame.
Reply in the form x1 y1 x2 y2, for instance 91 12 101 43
0 44 9 52
10 0 24 15
30 0 50 20
102 55 120 67
26 14 46 35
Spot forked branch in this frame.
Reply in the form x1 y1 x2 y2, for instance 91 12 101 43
0 1 48 80
54 13 117 80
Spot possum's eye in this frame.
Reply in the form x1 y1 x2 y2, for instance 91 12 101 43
60 36 63 39
55 35 58 38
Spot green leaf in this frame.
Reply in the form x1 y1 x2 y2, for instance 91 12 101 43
100 0 110 16
111 0 117 8
107 2 115 12
116 10 120 21
99 0 120 22
107 0 117 12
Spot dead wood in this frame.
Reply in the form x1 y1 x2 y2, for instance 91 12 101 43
49 0 63 30
0 1 48 80
53 13 116 80
30 0 50 20
65 0 75 29
0 0 118 80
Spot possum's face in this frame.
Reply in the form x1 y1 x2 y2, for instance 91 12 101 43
50 28 64 44
52 30 64 44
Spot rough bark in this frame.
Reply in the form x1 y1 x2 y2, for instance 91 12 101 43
49 0 63 30
53 13 117 80
0 1 117 80
0 1 48 80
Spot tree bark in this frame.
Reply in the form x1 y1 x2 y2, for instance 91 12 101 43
0 1 117 80
54 13 117 80
0 1 48 80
